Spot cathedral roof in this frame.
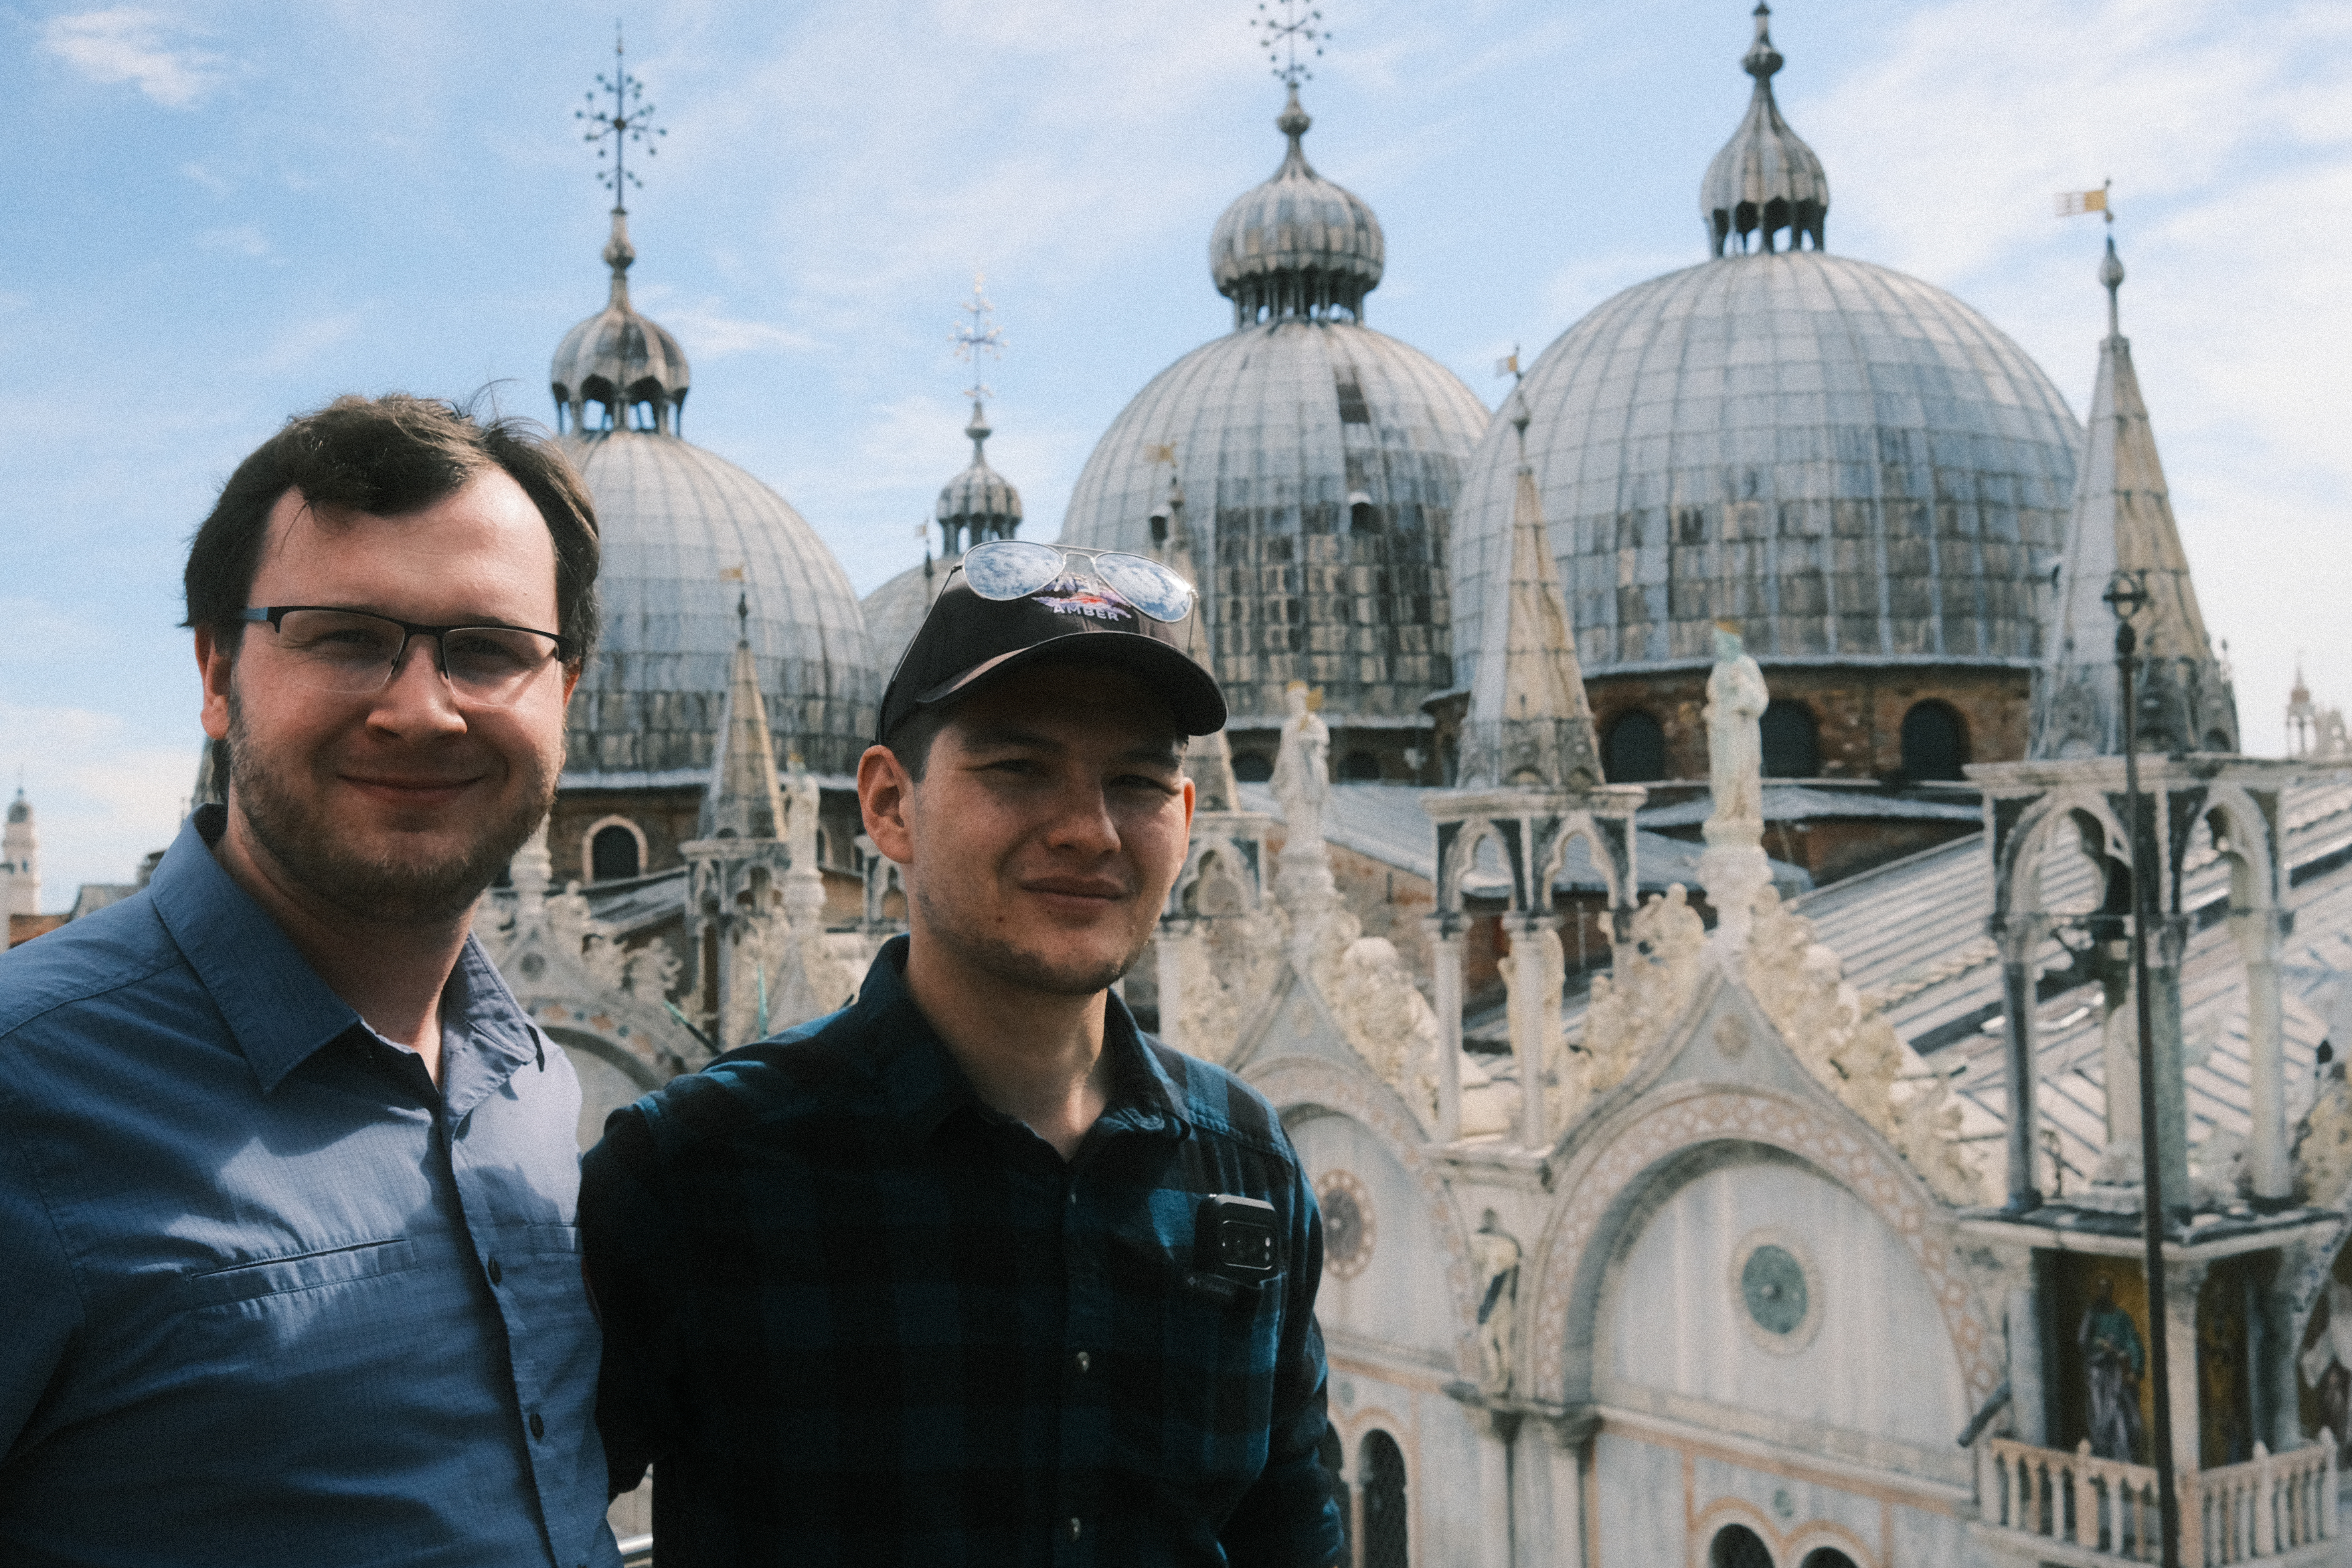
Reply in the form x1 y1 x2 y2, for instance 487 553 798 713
1059 320 1487 726
1061 77 1483 728
2030 237 2238 757
1449 10 2078 708
1208 87 1385 328
559 431 878 782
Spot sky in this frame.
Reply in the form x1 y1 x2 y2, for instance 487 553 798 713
3 0 2348 903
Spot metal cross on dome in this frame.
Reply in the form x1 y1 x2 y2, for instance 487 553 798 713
577 24 665 201
1253 0 1328 86
951 273 1007 405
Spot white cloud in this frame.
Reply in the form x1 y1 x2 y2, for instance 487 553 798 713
643 299 820 360
41 8 226 110
181 160 231 196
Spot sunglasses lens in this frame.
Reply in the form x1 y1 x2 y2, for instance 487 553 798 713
1094 553 1197 624
962 540 1066 601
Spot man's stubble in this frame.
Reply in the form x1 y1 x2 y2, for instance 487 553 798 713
226 690 556 927
911 878 1149 1000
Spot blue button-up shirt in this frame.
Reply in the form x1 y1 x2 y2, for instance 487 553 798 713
0 806 618 1568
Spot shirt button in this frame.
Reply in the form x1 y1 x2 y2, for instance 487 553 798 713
1067 1516 1082 1542
1073 1350 1091 1375
486 1257 503 1285
529 1412 545 1440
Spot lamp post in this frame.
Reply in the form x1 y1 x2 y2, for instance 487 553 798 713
2104 568 2180 1568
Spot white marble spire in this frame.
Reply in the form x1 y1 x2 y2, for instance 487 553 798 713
700 598 787 840
2032 236 2238 757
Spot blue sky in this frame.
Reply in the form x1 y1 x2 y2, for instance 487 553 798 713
4 0 2348 902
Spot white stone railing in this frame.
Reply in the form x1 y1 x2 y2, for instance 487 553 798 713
1982 1433 2339 1564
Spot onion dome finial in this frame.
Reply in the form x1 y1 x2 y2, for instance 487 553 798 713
553 27 688 435
937 275 1022 556
1701 3 1829 256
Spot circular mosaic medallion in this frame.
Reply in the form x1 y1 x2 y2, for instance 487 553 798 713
1318 1170 1375 1281
1728 1229 1820 1354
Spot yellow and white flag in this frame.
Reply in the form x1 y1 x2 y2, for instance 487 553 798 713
2055 188 2108 218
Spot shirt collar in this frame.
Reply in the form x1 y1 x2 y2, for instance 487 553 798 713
151 807 362 1095
849 935 1187 1145
152 805 543 1103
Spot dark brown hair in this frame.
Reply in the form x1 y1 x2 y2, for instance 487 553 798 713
183 392 601 658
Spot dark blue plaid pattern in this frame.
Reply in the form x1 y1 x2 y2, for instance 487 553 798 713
581 936 1342 1568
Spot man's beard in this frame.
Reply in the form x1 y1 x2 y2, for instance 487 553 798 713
913 882 1148 999
226 695 555 927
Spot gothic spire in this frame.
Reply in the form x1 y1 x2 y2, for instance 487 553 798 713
2031 236 2238 757
700 597 788 839
1462 394 1604 790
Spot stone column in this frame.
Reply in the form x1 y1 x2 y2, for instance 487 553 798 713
2232 906 2291 1202
1509 914 1564 1149
1992 916 2045 1209
1427 912 1465 1142
2150 917 2194 1217
2162 1256 2209 1478
2008 1284 2048 1445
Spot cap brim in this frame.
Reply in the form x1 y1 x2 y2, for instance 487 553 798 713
914 630 1227 736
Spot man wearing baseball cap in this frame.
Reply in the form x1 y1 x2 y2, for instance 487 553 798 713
580 541 1344 1566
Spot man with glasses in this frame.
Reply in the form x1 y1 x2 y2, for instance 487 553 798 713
582 543 1345 1566
0 394 621 1566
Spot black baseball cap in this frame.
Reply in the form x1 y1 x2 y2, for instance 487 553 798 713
875 548 1227 743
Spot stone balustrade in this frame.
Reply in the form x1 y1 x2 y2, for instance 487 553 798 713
1980 1432 2338 1565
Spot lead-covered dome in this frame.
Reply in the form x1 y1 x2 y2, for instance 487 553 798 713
563 432 877 779
1062 320 1485 726
1063 87 1485 735
1451 253 2079 686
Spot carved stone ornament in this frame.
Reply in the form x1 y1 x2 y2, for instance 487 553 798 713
1576 884 1708 1113
2295 1064 2352 1209
1741 889 1986 1208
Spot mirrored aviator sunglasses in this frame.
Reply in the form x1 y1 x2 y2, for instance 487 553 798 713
959 540 1196 624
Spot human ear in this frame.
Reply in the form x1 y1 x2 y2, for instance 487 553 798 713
857 744 917 866
195 627 235 742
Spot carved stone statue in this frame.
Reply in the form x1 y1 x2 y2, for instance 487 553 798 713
1699 625 1773 943
1704 624 1768 836
783 755 822 878
2080 1275 2147 1463
1471 1211 1521 1397
1270 681 1331 852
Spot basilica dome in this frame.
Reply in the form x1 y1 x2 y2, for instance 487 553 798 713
1446 7 2078 783
862 398 1025 678
551 215 878 782
1060 87 1486 764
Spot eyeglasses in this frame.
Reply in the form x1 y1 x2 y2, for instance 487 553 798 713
957 541 1196 624
239 607 574 708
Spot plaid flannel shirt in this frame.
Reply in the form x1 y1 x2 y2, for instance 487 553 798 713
581 936 1342 1568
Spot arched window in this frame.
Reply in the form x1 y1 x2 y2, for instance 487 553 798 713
1342 749 1382 781
590 822 643 881
1899 699 1967 780
1710 1523 1775 1568
1606 710 1667 783
1232 751 1275 783
1359 1430 1408 1568
1799 1550 1858 1568
1316 1426 1351 1563
1761 699 1819 777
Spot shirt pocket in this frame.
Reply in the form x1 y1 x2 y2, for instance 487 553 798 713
186 1237 418 1308
1113 1234 1285 1471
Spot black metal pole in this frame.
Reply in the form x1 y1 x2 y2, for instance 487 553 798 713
2118 617 2182 1568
